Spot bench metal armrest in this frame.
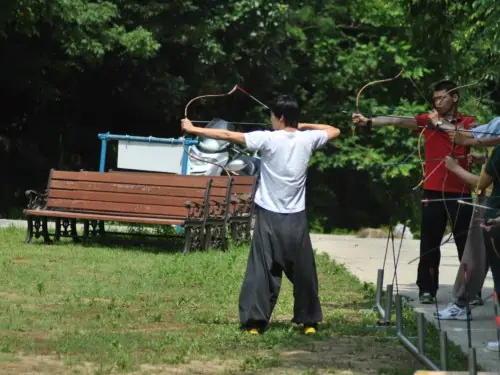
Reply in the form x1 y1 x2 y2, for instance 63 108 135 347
230 195 253 204
210 199 226 205
25 190 48 210
184 201 205 220
184 201 203 209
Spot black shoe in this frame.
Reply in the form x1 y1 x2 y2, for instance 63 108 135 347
419 292 436 304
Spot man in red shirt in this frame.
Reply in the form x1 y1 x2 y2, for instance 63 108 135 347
352 80 476 304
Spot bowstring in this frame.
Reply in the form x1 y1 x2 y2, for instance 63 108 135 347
182 85 269 177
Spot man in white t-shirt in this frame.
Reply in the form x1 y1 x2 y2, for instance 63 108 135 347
181 94 340 335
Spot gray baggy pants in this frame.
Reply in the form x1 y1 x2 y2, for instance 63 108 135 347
452 195 489 305
239 205 323 329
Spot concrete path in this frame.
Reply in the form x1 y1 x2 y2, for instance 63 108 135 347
311 233 500 372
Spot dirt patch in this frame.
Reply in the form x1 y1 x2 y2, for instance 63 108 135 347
0 330 53 343
276 336 420 374
81 297 113 304
0 292 21 301
20 303 59 311
0 355 95 375
12 258 32 264
0 355 236 375
130 360 240 374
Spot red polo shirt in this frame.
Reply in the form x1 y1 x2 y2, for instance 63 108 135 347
414 113 475 193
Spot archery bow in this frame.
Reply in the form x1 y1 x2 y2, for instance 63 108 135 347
182 85 269 177
183 85 239 177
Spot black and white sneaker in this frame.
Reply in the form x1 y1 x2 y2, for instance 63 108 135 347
434 303 469 321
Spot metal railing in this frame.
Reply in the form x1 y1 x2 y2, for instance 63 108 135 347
374 271 479 374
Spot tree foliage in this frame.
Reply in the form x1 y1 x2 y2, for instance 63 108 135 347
1 0 499 232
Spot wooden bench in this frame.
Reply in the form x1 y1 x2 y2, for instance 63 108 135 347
23 170 230 253
107 170 258 247
106 170 235 251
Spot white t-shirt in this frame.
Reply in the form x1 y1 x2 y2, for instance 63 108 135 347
244 129 329 213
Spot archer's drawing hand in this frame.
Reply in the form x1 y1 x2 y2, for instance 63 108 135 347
448 130 469 146
427 110 440 127
444 156 460 172
468 153 487 166
352 113 368 126
181 118 195 134
483 217 500 231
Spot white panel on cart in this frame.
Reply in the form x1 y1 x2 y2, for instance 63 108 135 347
117 140 185 174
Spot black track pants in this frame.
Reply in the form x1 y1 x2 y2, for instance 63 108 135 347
417 190 473 296
239 205 322 329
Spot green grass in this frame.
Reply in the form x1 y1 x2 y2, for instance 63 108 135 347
0 226 465 374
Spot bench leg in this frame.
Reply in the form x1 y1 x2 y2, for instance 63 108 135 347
230 222 238 245
61 219 71 237
71 219 79 242
183 227 193 254
42 217 53 245
54 218 61 242
83 221 89 238
33 217 42 240
203 226 212 251
230 221 251 246
24 216 34 244
207 224 227 252
221 225 228 252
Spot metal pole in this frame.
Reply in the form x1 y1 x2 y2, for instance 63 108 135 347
99 139 107 172
376 269 384 316
440 330 448 370
384 284 393 324
395 295 440 371
182 145 189 175
397 332 440 371
417 313 426 354
395 294 403 332
468 348 477 375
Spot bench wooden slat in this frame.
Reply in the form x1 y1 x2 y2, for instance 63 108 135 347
47 198 188 217
49 208 187 220
106 170 241 195
48 189 203 207
50 180 207 198
230 186 254 195
51 170 208 188
231 176 256 185
24 209 184 225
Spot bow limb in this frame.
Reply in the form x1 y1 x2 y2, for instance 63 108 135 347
440 77 485 102
183 85 239 177
355 68 406 113
184 85 239 118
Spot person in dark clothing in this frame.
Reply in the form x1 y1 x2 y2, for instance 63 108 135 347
445 145 500 350
181 95 340 334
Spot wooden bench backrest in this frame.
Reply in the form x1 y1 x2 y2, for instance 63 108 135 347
107 170 235 219
45 170 213 219
231 176 257 197
107 170 233 203
228 176 258 214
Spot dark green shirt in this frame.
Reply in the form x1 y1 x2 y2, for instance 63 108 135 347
485 145 500 219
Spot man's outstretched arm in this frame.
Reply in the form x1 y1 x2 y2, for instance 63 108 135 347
352 113 419 130
181 119 246 144
298 123 341 140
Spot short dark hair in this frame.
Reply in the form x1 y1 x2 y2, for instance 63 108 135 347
270 94 300 128
434 80 459 99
